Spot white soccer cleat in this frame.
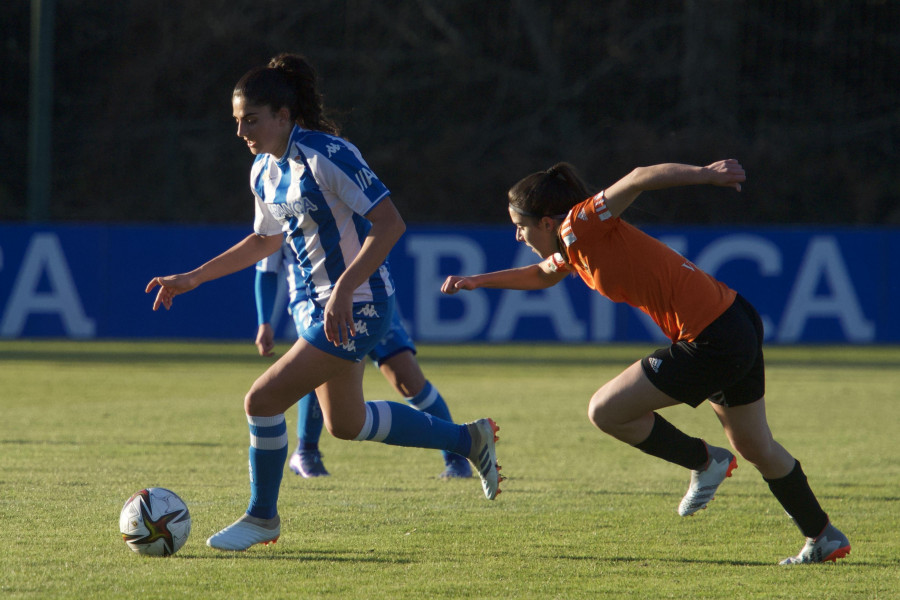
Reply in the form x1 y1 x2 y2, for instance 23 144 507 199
466 418 502 500
779 522 851 565
206 514 280 551
678 444 737 516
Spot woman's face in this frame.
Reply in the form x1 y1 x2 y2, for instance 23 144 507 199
508 206 559 259
232 96 292 157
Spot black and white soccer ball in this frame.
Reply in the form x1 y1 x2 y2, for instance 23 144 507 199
119 487 191 556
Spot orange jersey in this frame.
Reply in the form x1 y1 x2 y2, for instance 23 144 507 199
549 191 736 342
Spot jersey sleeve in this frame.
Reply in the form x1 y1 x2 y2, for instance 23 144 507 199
560 193 618 252
254 270 279 325
306 138 390 216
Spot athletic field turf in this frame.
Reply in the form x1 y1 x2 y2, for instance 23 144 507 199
1 341 898 599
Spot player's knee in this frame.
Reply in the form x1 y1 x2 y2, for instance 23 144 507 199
587 393 616 433
243 387 277 417
325 420 358 441
243 390 261 416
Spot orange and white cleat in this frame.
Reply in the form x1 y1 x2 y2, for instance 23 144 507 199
678 443 737 516
780 522 851 565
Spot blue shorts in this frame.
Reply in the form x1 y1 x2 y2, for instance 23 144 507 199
294 295 395 363
292 296 414 365
367 306 416 366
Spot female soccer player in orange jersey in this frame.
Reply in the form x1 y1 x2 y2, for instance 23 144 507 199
441 159 849 565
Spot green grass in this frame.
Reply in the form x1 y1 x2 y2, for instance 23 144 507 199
1 340 898 599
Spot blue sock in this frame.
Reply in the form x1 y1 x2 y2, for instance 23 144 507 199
246 414 288 520
406 381 459 462
354 400 471 457
296 392 324 450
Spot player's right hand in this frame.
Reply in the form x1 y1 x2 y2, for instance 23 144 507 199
145 274 197 311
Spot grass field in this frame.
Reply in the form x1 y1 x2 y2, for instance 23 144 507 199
1 340 898 599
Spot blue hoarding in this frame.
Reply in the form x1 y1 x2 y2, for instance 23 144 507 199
0 223 896 343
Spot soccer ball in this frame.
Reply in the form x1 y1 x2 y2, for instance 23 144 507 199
119 487 191 556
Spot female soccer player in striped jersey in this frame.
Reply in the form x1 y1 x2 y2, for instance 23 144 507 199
441 159 850 565
146 53 500 551
254 241 472 479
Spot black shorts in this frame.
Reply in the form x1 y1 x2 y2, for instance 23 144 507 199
640 294 765 408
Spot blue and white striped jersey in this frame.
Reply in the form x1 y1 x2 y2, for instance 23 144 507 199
252 125 395 305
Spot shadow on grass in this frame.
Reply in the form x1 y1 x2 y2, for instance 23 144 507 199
501 485 900 504
601 555 892 567
177 548 413 564
177 550 886 568
549 554 776 567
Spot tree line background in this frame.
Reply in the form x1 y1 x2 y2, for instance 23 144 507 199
2 0 898 226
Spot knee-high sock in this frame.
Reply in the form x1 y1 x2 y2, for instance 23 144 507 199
296 392 324 449
765 460 829 538
405 381 459 461
247 414 288 520
633 413 708 470
354 400 471 457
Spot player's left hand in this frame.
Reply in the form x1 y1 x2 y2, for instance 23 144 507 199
704 159 746 192
255 324 276 357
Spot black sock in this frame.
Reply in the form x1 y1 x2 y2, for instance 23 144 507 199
633 413 708 470
765 460 829 538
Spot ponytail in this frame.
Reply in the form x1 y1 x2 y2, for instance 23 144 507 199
268 53 341 136
508 162 591 219
233 53 341 136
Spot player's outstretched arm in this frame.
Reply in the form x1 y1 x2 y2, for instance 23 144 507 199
603 159 746 218
442 260 568 294
145 272 199 311
146 233 283 311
